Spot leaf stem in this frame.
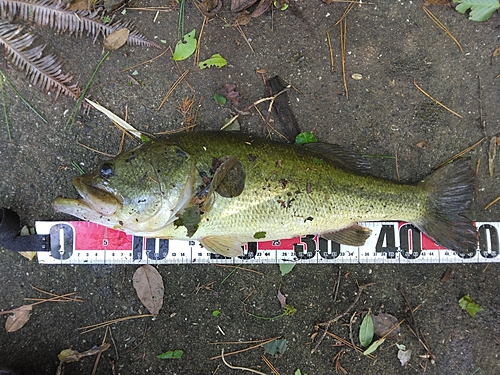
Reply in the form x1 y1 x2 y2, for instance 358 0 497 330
0 75 10 141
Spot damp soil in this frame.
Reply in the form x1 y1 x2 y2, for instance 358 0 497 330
1 1 500 374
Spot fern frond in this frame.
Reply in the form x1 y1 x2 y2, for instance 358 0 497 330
0 0 161 48
0 20 90 109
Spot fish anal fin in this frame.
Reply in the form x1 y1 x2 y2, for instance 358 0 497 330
201 235 243 257
320 224 371 246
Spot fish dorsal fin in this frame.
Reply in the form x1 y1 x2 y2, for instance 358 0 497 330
304 143 371 175
201 235 243 257
320 224 372 246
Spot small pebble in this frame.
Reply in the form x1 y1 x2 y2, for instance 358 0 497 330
351 73 363 80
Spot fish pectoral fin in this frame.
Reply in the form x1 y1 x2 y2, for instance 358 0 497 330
201 235 243 257
321 224 372 246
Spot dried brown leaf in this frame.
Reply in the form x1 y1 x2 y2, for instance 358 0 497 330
251 0 272 18
493 47 500 57
277 288 286 308
231 0 258 12
5 305 32 332
372 312 399 339
103 27 129 50
133 265 164 316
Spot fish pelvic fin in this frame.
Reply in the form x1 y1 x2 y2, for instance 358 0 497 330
201 235 243 257
416 158 477 255
321 224 372 246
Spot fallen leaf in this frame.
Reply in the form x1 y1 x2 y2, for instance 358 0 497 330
231 0 258 12
277 287 286 308
279 263 295 276
133 265 164 316
263 338 287 355
218 83 241 105
398 348 412 366
199 54 227 69
363 337 385 355
172 29 197 61
251 0 273 18
157 349 184 359
359 310 374 347
372 312 399 338
103 28 130 51
5 305 32 332
459 294 483 318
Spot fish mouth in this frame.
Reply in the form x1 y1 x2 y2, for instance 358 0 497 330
72 175 122 216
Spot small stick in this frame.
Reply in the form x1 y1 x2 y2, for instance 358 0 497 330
323 331 376 360
91 326 109 375
435 137 484 169
195 16 207 66
261 355 280 375
78 314 153 334
210 338 271 345
332 267 341 302
413 78 462 118
157 69 189 110
477 75 486 136
121 47 170 72
340 19 348 99
77 141 116 157
235 24 254 53
210 337 279 360
484 195 500 210
311 282 373 353
326 29 334 72
422 6 462 52
220 349 267 375
334 1 356 26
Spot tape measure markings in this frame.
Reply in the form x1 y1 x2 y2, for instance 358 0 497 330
35 221 500 264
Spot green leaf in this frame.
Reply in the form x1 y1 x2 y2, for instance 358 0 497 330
156 349 184 359
363 337 385 355
214 93 226 105
295 131 317 145
263 338 287 355
459 294 484 318
212 309 221 317
279 263 295 276
199 54 227 69
453 0 500 21
359 311 374 347
172 29 197 61
253 231 267 239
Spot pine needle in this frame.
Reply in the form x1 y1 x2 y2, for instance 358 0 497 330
340 19 348 99
435 137 484 169
413 78 462 118
66 50 110 130
0 69 47 124
422 6 462 52
0 74 10 141
326 29 334 72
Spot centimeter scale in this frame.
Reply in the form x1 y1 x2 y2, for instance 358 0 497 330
34 221 500 265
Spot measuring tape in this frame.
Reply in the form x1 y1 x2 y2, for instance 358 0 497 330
29 220 499 265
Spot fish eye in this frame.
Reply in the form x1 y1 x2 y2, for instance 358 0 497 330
99 163 113 178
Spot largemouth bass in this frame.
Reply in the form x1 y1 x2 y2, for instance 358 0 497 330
53 131 477 257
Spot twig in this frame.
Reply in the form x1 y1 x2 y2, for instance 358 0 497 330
332 267 341 302
78 314 153 334
157 69 189 110
195 16 207 66
212 264 264 276
326 29 334 72
477 75 486 136
77 141 116 157
435 137 484 169
67 51 110 130
413 78 462 118
340 19 348 99
261 355 280 375
91 326 109 375
485 195 500 210
220 349 267 375
235 24 254 53
422 6 462 52
311 282 373 353
334 1 356 26
399 285 435 363
210 337 280 360
323 331 376 360
121 47 170 72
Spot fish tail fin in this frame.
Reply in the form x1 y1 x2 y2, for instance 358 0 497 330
416 158 477 254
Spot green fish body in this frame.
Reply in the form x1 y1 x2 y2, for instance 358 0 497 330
53 131 477 257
